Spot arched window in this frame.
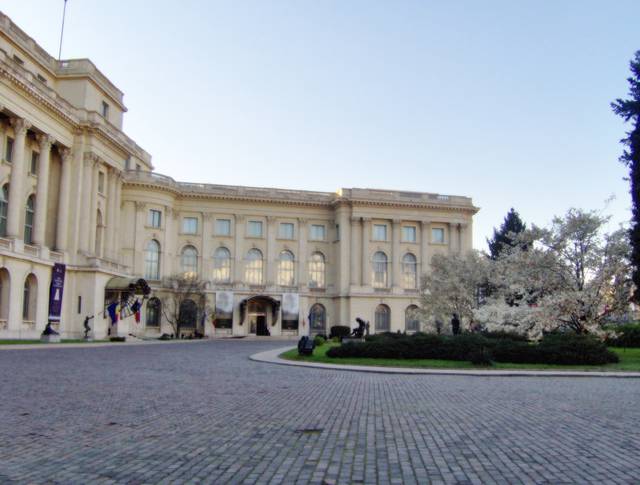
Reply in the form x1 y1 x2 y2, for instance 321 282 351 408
181 245 198 278
405 305 420 332
308 252 325 288
24 194 35 244
146 297 161 327
277 250 295 286
213 247 231 282
372 251 388 288
0 267 9 322
402 253 418 289
0 184 8 237
144 240 160 280
178 299 197 330
22 273 37 322
95 209 103 256
245 248 263 285
375 304 390 332
309 303 326 335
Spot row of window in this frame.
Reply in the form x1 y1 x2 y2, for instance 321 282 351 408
144 298 421 334
0 269 38 322
144 242 420 289
0 185 35 243
148 210 448 244
2 135 41 177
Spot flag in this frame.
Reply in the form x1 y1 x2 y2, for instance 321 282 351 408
107 302 119 324
131 299 141 323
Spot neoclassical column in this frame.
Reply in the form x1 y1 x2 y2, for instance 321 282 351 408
105 167 117 259
32 134 55 247
201 212 213 278
350 216 360 286
233 215 245 285
55 146 72 252
133 201 146 275
266 216 276 286
336 208 351 294
297 218 308 288
113 173 122 261
79 153 94 252
420 220 431 276
69 132 85 255
361 217 371 286
6 118 31 239
391 218 401 288
88 160 99 254
162 206 174 276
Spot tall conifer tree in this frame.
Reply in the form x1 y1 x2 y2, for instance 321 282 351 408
612 51 640 301
487 208 526 260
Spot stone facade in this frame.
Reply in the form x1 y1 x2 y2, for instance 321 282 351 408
0 11 478 340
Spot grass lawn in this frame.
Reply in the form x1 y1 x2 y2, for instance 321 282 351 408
0 339 109 345
281 342 640 372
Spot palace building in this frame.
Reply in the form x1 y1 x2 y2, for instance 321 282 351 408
0 12 478 340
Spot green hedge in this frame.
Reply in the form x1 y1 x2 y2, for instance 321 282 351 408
606 324 640 348
329 326 351 339
326 332 618 366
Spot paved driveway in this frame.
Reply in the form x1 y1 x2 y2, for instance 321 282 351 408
0 340 638 484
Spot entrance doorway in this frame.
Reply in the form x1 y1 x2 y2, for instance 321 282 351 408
248 300 270 336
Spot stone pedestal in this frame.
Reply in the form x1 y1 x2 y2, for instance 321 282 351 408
41 334 61 343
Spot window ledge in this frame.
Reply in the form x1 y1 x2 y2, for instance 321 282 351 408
214 233 232 238
145 225 163 230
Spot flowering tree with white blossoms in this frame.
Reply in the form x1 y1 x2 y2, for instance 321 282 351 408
477 209 632 337
419 251 489 332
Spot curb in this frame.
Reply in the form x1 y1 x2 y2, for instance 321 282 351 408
249 347 640 378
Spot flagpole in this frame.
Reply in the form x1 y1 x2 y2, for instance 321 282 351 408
57 0 68 60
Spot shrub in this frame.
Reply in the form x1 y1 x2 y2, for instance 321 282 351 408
313 335 326 347
329 325 351 339
326 332 619 366
606 324 640 348
110 336 126 342
331 336 341 343
481 330 530 342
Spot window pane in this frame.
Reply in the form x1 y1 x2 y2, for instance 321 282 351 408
148 210 161 228
215 219 231 236
310 224 325 240
402 253 417 289
245 249 263 284
5 137 13 162
277 250 295 286
248 221 263 238
181 246 198 277
213 247 231 282
432 228 445 243
375 305 390 331
373 224 387 241
372 251 388 288
145 240 160 279
308 252 325 288
279 222 294 239
183 217 198 234
402 226 416 242
405 306 420 331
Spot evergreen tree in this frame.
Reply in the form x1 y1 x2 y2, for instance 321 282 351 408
612 51 640 302
487 208 526 260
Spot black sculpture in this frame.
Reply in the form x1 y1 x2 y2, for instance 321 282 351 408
297 336 315 356
83 315 94 338
351 318 367 338
451 314 461 335
42 322 59 336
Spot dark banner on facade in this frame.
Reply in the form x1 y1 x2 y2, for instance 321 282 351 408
48 263 66 322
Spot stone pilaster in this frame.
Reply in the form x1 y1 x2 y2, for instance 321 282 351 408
233 214 245 286
55 146 72 252
361 217 371 287
106 167 117 259
420 220 430 276
391 218 401 289
6 118 31 239
336 207 350 294
266 216 276 286
32 134 55 247
350 216 360 286
297 218 308 289
88 159 99 254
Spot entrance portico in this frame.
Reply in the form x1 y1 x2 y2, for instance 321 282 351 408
239 295 281 336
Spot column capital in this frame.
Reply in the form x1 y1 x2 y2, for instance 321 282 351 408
57 146 72 162
266 215 277 223
10 117 31 135
361 217 372 224
350 216 360 223
135 201 147 212
235 214 245 223
204 212 215 221
297 217 307 226
392 218 402 226
420 220 431 227
36 134 55 150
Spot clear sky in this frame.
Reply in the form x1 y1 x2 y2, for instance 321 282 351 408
3 1 638 249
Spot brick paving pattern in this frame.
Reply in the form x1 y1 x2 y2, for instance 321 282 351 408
0 340 639 484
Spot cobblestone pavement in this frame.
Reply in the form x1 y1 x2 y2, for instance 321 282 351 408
1 340 639 484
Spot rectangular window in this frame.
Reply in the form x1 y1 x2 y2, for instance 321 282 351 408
36 73 47 84
310 224 326 241
102 101 109 118
77 296 82 314
5 137 14 162
402 226 417 243
247 220 263 238
373 224 387 241
432 227 445 244
30 151 39 175
335 224 340 241
182 217 198 234
215 218 231 236
98 172 105 194
279 222 294 239
148 209 162 228
13 55 24 65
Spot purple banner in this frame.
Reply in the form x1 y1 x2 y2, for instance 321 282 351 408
48 263 66 322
